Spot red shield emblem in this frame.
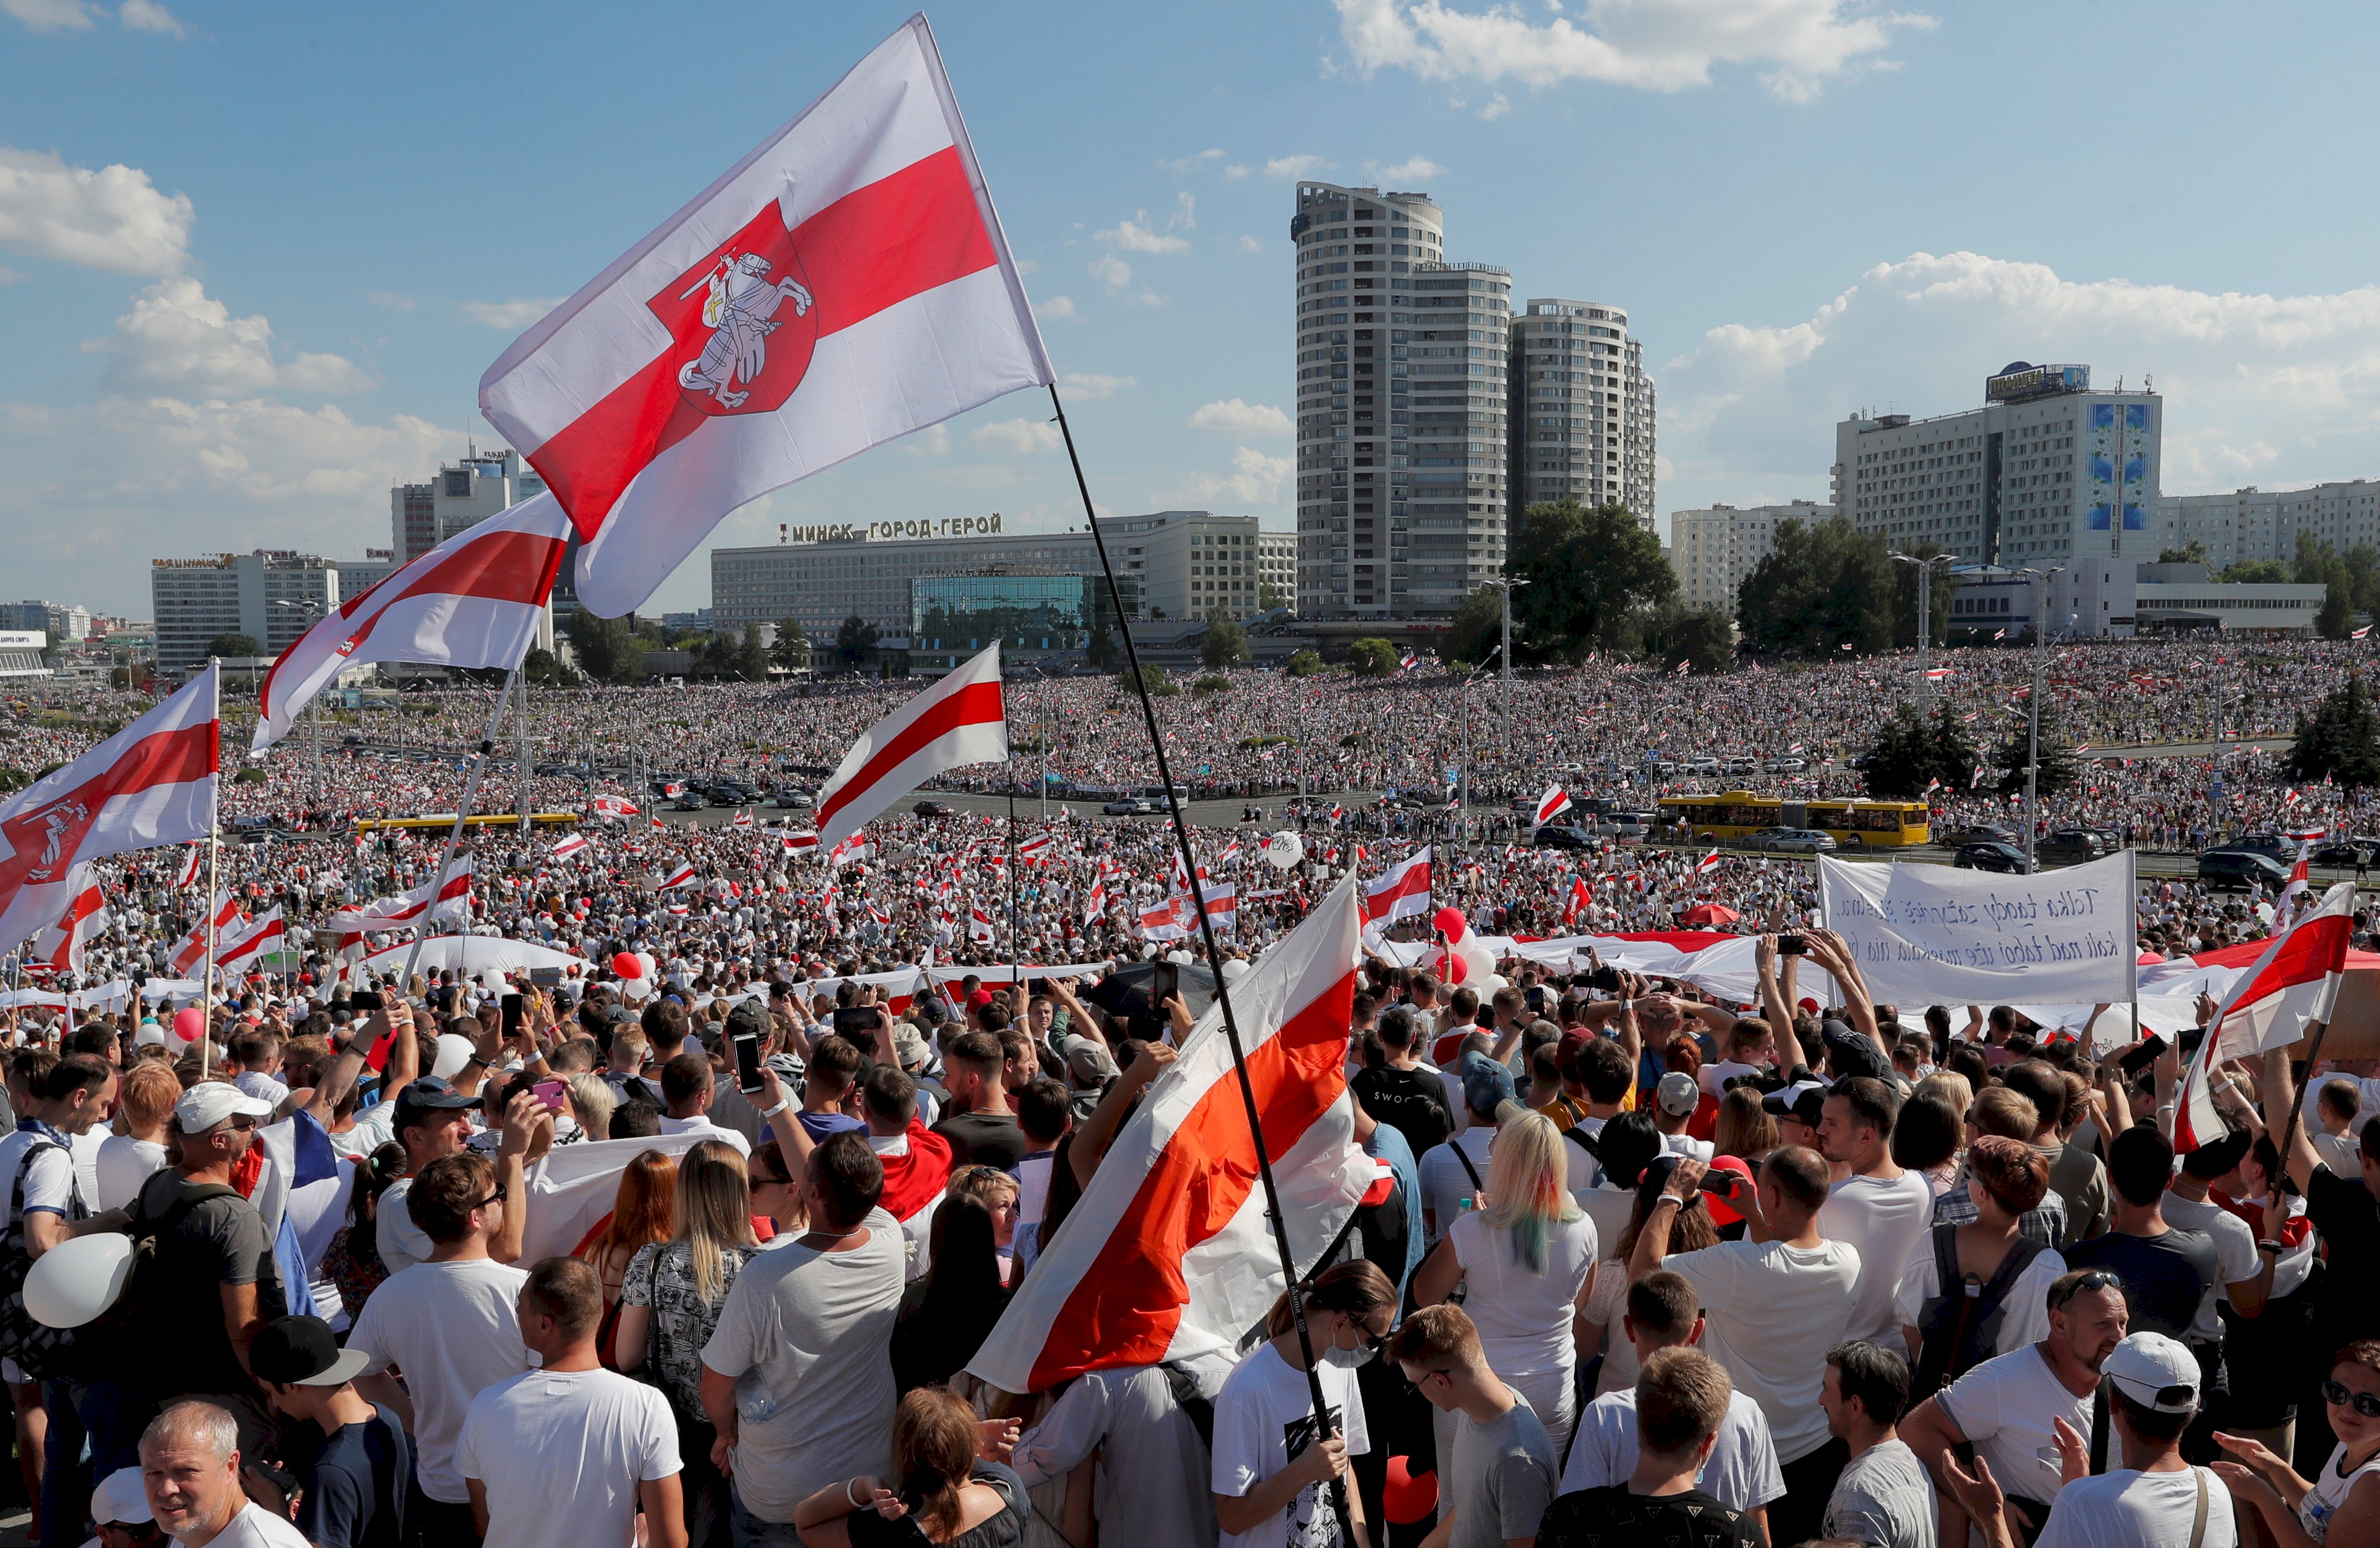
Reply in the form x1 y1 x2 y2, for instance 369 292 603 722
647 203 820 419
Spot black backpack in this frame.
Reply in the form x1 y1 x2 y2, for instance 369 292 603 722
102 1175 286 1376
1913 1223 2045 1400
0 1139 92 1381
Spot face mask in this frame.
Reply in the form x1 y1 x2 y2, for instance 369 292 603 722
1323 1342 1376 1369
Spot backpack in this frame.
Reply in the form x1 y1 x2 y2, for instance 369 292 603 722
0 1139 92 1382
101 1175 285 1377
1161 1361 1215 1451
1913 1223 2045 1400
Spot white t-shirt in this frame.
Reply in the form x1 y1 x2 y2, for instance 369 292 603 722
1699 1059 1764 1096
1895 1243 2069 1357
2160 1192 2263 1342
67 1127 104 1214
0 1127 80 1233
192 1500 313 1546
698 1207 906 1523
2035 1466 2237 1548
1819 1170 1937 1345
1666 1236 1861 1464
1418 1126 1497 1246
1211 1341 1370 1548
347 1258 531 1504
457 1366 681 1548
375 1177 434 1278
329 1102 397 1160
1559 1387 1784 1511
2299 1442 2380 1542
1935 1344 2093 1513
93 1134 168 1213
1448 1209 1598 1382
658 1113 750 1155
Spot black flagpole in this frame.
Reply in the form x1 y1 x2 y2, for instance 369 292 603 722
1047 385 1354 1546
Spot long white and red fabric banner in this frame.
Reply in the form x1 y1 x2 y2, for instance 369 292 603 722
813 642 1006 846
1363 844 1432 926
0 665 218 955
477 17 1053 617
252 497 570 753
2175 882 2357 1150
324 857 475 935
968 874 1372 1394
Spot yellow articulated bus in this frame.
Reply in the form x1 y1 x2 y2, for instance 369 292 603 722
354 812 581 833
1657 794 1931 848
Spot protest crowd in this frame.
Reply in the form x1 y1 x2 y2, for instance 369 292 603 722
8 631 2380 1548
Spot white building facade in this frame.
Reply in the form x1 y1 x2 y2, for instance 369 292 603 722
1667 500 1834 610
389 448 547 564
1509 298 1656 530
1832 364 2163 569
2150 479 2380 569
151 553 342 674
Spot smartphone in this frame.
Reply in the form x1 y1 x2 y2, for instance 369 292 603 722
732 1025 765 1093
2118 1034 2171 1077
1697 1172 1736 1196
832 1005 882 1040
531 1079 568 1113
500 994 525 1038
351 990 383 1013
1777 935 1808 956
1151 962 1180 1005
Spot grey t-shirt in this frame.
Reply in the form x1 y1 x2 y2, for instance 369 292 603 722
1448 1393 1558 1548
1825 1437 1938 1548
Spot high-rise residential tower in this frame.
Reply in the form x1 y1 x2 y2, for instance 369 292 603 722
1291 182 1510 619
1508 299 1657 533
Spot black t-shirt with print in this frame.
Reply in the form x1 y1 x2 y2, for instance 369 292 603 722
1351 1066 1455 1158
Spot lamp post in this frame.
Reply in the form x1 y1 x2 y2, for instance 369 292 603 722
2016 566 2065 873
1474 577 1529 756
1893 553 1954 707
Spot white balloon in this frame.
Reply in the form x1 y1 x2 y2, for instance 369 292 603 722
635 951 658 980
1263 831 1305 871
25 1233 132 1328
619 975 651 1000
1220 958 1251 982
431 1033 476 1080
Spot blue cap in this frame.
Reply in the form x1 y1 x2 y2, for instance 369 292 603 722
1459 1049 1517 1119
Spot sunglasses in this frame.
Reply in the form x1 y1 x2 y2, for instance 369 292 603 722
2049 1270 2125 1309
2325 1380 2380 1419
469 1183 510 1211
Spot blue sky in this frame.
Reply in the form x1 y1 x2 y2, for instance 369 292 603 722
8 0 2380 618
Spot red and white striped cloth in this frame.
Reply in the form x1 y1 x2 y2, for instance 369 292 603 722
172 844 203 889
968 874 1372 1393
0 665 219 955
551 832 590 860
1363 845 1432 926
1200 883 1236 932
323 857 475 934
813 642 1006 846
30 866 109 977
252 498 570 752
781 831 819 855
661 863 697 890
589 795 639 819
476 18 1052 618
2176 883 2356 1151
215 907 286 975
169 889 244 975
1533 786 1572 828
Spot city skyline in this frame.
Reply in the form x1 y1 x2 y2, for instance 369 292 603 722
10 2 2380 618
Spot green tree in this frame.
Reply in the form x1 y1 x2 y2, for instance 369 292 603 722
2287 671 2380 789
769 623 812 674
1928 706 1980 793
1442 586 1502 667
564 610 643 683
737 622 769 681
1192 674 1232 697
1284 648 1324 678
1640 600 1732 675
1990 698 2079 798
2219 559 2290 584
1259 580 1287 610
521 646 581 688
2344 543 2380 619
2319 582 2358 641
1736 516 1897 655
1121 665 1177 698
2157 541 2211 565
1344 638 1400 677
203 632 262 659
1508 499 1676 658
1859 701 1977 798
1200 608 1249 670
835 614 880 673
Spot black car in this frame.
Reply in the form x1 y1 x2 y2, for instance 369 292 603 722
2036 829 2114 868
1954 841 2030 874
703 783 751 806
2212 832 2294 862
2199 850 2291 890
913 799 956 818
1533 824 1597 850
670 793 706 811
1941 823 2018 848
2314 840 2374 867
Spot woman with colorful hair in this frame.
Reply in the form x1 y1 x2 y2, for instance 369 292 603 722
1411 1104 1598 1453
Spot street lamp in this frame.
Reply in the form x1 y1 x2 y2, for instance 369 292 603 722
1893 553 1955 708
1474 577 1529 754
2013 566 2065 874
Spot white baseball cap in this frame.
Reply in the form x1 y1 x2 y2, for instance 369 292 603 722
92 1465 152 1526
2104 1331 2201 1413
174 1082 275 1132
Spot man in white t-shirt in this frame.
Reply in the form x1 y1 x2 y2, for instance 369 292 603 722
1817 1076 1937 1346
656 1051 751 1156
1820 1340 1938 1548
461 1256 684 1548
1901 1268 2130 1548
1939 1331 2235 1548
348 1151 531 1546
137 1399 309 1547
1631 1147 1860 1548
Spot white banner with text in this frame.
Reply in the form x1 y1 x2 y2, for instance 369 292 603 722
1817 850 2138 1008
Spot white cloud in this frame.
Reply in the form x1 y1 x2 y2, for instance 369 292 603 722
1157 149 1226 174
1168 192 1197 231
1062 373 1137 400
84 277 372 395
903 423 951 457
1332 0 1935 103
972 418 1063 455
1181 446 1294 507
0 265 22 285
119 0 181 34
0 145 192 275
1089 253 1132 292
1478 92 1511 118
1190 399 1293 435
1265 155 1333 179
3 0 96 30
458 297 561 330
1222 164 1252 182
364 291 417 312
1035 294 1078 322
1137 290 1168 308
1239 234 1264 254
1368 156 1447 182
1095 214 1190 256
1660 250 2380 507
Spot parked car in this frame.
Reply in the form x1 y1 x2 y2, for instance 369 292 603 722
1722 756 1759 775
912 799 956 818
2210 832 2294 862
1682 757 1723 775
1954 841 2031 874
1941 823 2019 848
2313 839 2374 867
766 790 815 810
1102 796 1161 816
670 793 706 812
2036 829 2115 867
703 783 751 806
1762 755 1809 773
1746 827 1839 855
2198 850 2291 890
1533 824 1597 850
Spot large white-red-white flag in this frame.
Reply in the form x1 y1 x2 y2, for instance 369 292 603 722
2175 881 2357 1151
1364 845 1432 926
323 857 475 935
215 907 287 975
169 889 244 975
252 498 570 753
0 666 218 956
1533 786 1572 828
813 642 1006 845
31 865 109 977
968 874 1373 1393
476 17 1053 618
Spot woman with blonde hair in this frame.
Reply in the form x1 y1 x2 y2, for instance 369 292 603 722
566 1071 618 1144
1412 1104 1598 1449
616 1139 759 1548
1710 1086 1778 1164
794 1385 1027 1548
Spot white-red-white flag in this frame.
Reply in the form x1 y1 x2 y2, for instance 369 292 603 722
1364 845 1432 927
2283 847 2312 906
169 889 244 975
1534 786 1572 828
551 832 590 861
1140 896 1191 942
2175 881 2357 1151
172 844 203 889
1563 876 1591 928
31 865 109 977
0 665 219 956
661 863 697 890
1017 831 1052 865
1696 850 1722 876
968 873 1372 1392
589 795 639 820
968 906 996 945
252 498 570 753
782 831 819 855
323 857 474 934
731 809 754 829
215 906 286 975
1201 883 1237 932
1080 878 1107 931
814 642 1006 845
477 18 1053 618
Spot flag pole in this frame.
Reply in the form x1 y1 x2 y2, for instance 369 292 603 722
1007 786 1020 1002
397 667 519 997
198 655 223 1076
1046 385 1354 1546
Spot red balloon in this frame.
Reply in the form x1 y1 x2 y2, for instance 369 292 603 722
171 1007 205 1042
1438 949 1468 985
1432 906 1467 939
610 952 641 977
1383 1457 1438 1526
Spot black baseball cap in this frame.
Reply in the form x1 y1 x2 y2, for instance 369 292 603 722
391 1076 476 1134
1762 1081 1828 1129
250 1315 371 1388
